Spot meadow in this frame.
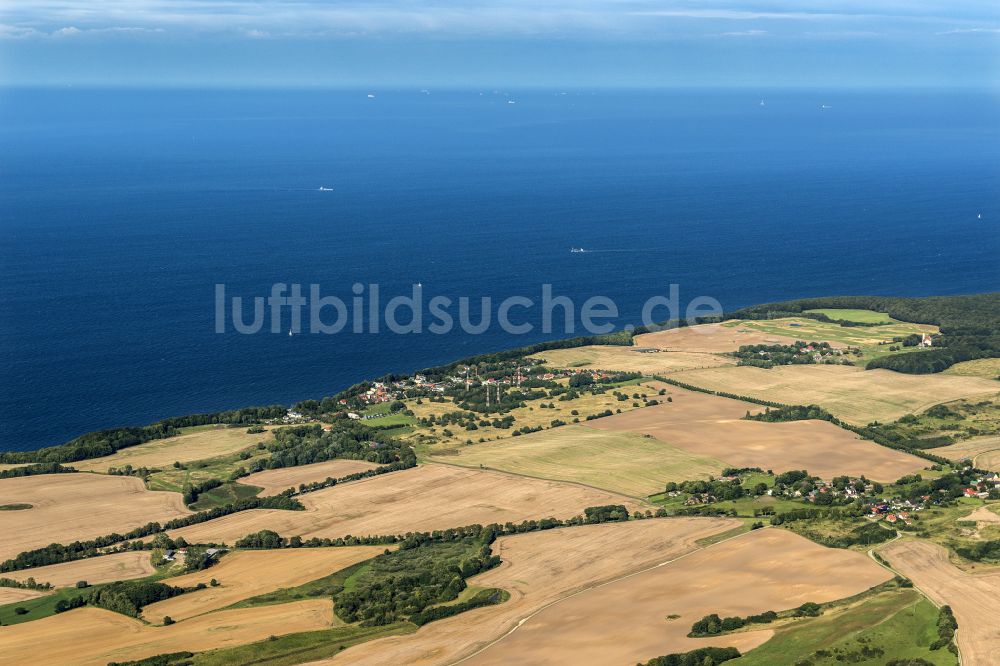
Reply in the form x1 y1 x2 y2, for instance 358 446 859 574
432 424 726 497
588 385 926 481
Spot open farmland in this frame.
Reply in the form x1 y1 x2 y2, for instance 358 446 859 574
527 345 732 373
405 382 665 450
942 358 1000 379
586 385 926 480
4 551 156 588
936 436 1000 471
433 425 726 497
668 364 999 425
0 588 47 605
72 425 274 473
170 464 644 545
803 308 896 324
634 322 807 352
0 474 190 561
0 599 334 666
143 547 383 623
881 539 1000 666
320 517 740 666
236 460 380 495
464 528 891 665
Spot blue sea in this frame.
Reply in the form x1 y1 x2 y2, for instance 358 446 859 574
1 88 998 452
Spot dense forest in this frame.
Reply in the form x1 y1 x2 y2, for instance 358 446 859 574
728 293 1000 373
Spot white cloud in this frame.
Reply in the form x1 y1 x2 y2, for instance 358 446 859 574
721 29 768 37
937 27 1000 35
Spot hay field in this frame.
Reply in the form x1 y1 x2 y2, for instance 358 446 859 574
143 547 382 623
943 358 1000 379
668 364 999 425
322 517 740 666
0 588 47 604
935 436 1000 471
432 425 727 497
237 460 380 495
171 464 644 545
527 345 733 373
465 528 892 666
586 386 925 481
72 425 274 473
882 539 1000 666
0 600 333 666
634 322 806 353
5 552 155 588
0 474 190 561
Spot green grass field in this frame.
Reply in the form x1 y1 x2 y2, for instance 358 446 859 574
188 481 263 510
431 424 727 497
145 446 270 494
804 308 896 325
731 588 956 666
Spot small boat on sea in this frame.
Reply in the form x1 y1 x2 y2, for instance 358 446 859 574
318 186 333 191
570 247 586 253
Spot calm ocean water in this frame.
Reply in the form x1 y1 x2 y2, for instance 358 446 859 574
1 88 998 451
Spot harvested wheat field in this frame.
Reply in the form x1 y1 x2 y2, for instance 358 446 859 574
0 587 46 604
5 551 156 588
882 539 1000 666
528 345 732 374
634 322 807 353
433 425 726 497
669 364 999 425
72 425 274 473
143 546 382 623
171 464 643 545
0 474 190 561
465 528 891 666
0 599 333 666
586 385 925 480
317 517 740 666
236 460 380 495
935 436 1000 471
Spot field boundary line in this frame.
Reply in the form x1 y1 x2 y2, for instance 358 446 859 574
447 520 755 665
869 536 964 666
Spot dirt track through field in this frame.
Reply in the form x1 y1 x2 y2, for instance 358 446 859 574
462 528 891 666
307 517 740 666
881 539 1000 666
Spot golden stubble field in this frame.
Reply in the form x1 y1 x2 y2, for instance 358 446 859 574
633 322 807 352
527 346 733 373
0 474 190 561
586 385 926 481
668 364 999 425
464 528 892 666
433 424 727 497
881 539 1000 666
0 599 333 666
5 551 156 588
236 460 380 495
170 464 645 545
316 517 741 666
71 425 275 473
935 435 1000 472
143 547 383 623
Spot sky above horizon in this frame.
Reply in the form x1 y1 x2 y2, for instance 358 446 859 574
1 1 998 88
